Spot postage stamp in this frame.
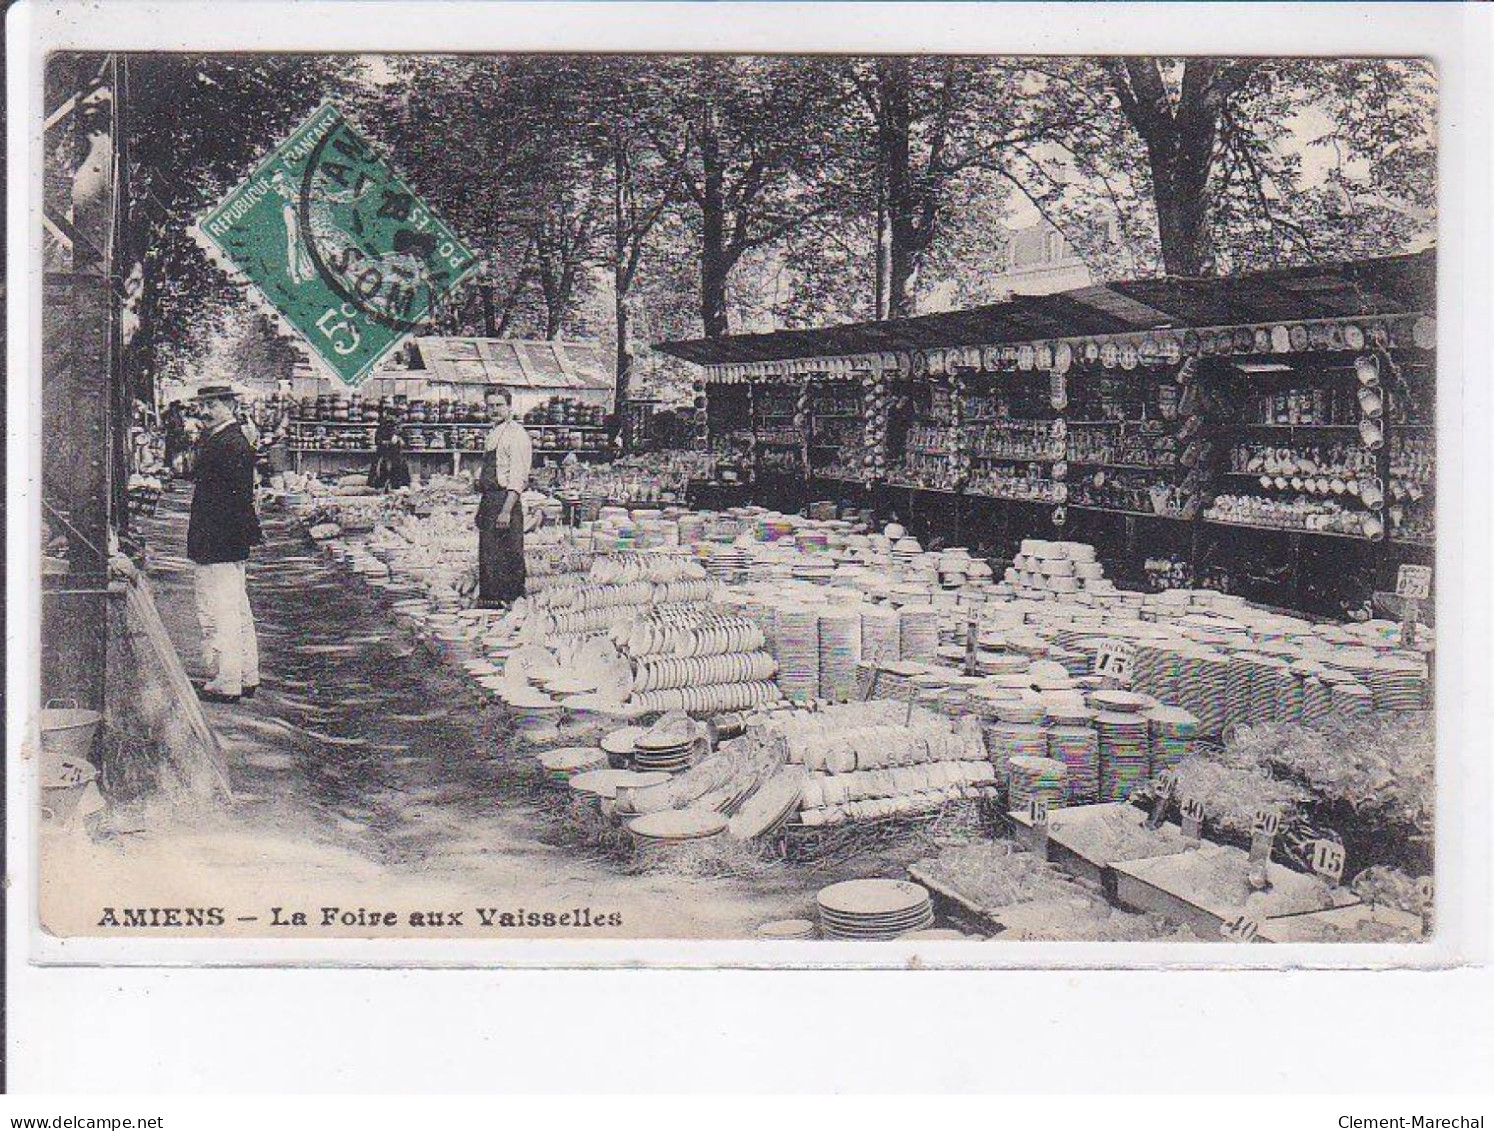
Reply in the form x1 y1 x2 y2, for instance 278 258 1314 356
193 102 478 386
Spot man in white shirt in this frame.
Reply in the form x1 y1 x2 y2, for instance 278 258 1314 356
475 385 533 609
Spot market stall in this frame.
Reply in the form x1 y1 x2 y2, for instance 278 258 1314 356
658 250 1436 620
284 336 617 479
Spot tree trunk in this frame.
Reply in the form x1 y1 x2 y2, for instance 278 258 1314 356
875 57 920 319
613 138 633 443
699 61 731 338
1147 142 1215 276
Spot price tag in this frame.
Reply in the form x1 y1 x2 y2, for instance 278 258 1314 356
964 617 980 677
1028 796 1050 855
1145 771 1176 831
1180 796 1205 845
1094 639 1137 685
1310 839 1346 886
1396 565 1432 601
1418 877 1435 936
1249 807 1279 865
1220 914 1261 944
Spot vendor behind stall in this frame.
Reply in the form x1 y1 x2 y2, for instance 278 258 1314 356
368 404 412 490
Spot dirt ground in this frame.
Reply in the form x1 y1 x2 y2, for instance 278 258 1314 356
40 483 941 942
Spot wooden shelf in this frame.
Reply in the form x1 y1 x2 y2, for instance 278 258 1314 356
1068 504 1189 520
1203 518 1374 543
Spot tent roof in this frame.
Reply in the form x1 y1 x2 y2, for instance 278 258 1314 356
654 250 1435 366
409 337 612 391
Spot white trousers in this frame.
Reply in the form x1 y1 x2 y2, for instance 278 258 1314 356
194 561 260 695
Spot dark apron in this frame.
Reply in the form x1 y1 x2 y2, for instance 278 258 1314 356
476 448 525 604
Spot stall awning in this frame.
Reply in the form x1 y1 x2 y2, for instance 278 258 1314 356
410 337 613 392
654 250 1435 367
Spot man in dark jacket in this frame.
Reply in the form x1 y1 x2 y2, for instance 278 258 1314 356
187 385 263 703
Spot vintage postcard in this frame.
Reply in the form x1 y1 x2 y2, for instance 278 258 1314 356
13 13 1469 965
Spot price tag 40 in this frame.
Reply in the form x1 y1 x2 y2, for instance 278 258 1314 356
1180 796 1205 845
1221 914 1261 944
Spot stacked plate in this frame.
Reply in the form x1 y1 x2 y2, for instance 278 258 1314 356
1008 754 1069 812
536 745 609 784
1095 710 1151 801
569 768 671 802
1047 724 1100 804
898 606 940 662
1225 651 1259 732
818 610 863 703
773 604 821 702
1330 680 1375 723
1251 655 1291 725
600 725 647 762
1362 657 1428 711
860 607 901 664
628 807 729 850
632 725 700 773
816 879 935 941
728 766 807 841
1146 706 1199 774
756 919 817 940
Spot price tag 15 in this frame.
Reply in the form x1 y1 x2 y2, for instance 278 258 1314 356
1310 839 1346 886
1220 914 1261 944
1027 796 1051 856
1094 639 1137 686
1396 565 1432 601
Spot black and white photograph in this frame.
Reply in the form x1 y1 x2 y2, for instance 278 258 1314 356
18 33 1459 953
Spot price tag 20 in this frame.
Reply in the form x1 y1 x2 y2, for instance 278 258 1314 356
1220 914 1261 944
1249 807 1279 865
1180 796 1205 845
1146 771 1176 831
1310 839 1346 886
1094 639 1137 686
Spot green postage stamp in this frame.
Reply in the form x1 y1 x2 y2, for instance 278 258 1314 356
194 102 477 386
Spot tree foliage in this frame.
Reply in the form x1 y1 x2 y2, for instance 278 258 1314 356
119 53 1436 409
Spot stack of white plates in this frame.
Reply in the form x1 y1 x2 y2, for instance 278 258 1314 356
536 745 609 784
632 731 696 772
569 768 671 802
818 610 863 703
1330 680 1375 723
898 607 940 662
628 807 729 849
1251 655 1291 725
1008 754 1069 812
1096 711 1151 801
773 604 821 702
982 719 1048 777
728 766 806 841
1047 724 1100 804
756 919 817 940
1146 706 1199 774
600 726 646 761
1225 651 1260 732
1362 657 1428 711
860 607 901 664
816 879 935 941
